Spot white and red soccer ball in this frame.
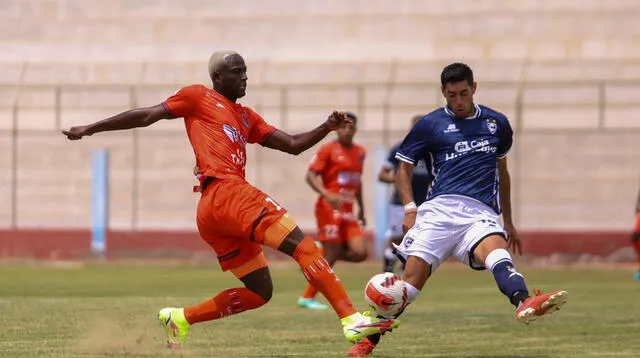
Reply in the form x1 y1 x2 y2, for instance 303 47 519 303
364 272 408 318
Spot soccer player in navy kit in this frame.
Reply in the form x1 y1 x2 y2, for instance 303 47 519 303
347 63 569 357
378 115 433 273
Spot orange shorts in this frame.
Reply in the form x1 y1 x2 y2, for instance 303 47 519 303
196 178 288 271
315 200 363 243
634 213 640 232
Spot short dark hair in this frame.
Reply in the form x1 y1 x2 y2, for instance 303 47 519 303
344 111 358 123
440 63 474 86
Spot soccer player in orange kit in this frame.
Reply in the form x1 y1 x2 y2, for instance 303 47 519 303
632 184 640 280
297 113 369 310
62 51 399 350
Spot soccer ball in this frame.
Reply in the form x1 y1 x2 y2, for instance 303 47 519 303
364 272 408 318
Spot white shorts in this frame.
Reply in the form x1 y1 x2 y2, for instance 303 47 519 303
385 204 405 239
393 195 506 272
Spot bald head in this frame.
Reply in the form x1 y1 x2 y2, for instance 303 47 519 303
208 50 240 80
207 51 248 102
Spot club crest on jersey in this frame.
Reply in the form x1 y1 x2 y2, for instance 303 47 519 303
241 110 249 128
486 119 497 134
223 123 247 147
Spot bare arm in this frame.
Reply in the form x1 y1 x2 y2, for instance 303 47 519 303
262 111 346 155
498 157 523 254
356 186 366 226
396 161 416 233
263 126 332 155
636 185 640 213
62 104 175 139
498 157 513 226
306 170 328 197
396 161 415 206
378 166 395 184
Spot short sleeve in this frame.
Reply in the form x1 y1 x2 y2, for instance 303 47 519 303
396 118 432 165
309 143 331 173
384 144 400 169
162 85 201 118
247 109 277 144
496 116 513 159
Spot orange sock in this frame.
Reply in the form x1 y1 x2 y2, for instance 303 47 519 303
301 283 319 299
300 245 323 299
294 237 356 318
184 288 267 324
633 233 640 267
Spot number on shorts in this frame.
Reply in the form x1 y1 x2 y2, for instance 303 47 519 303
324 225 339 239
265 197 283 211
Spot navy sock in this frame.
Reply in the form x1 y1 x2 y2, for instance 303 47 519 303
492 260 529 306
485 249 529 307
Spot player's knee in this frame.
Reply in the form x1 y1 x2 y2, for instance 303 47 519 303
246 281 273 303
256 285 273 303
292 236 321 261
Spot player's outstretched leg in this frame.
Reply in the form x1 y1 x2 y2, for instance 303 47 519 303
475 235 568 324
264 216 400 342
298 241 329 310
632 230 640 280
348 255 428 357
158 256 272 349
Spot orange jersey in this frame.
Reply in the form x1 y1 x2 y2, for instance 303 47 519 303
309 140 366 213
162 85 276 180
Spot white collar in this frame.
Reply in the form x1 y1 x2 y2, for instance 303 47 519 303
444 103 481 119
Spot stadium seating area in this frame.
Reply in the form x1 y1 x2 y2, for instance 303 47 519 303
1 0 639 230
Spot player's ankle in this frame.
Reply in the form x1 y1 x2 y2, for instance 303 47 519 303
511 290 529 307
367 333 381 345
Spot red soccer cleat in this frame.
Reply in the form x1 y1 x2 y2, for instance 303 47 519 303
516 289 568 324
347 337 377 357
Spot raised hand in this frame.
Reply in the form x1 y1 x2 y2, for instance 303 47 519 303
62 125 92 140
323 111 349 131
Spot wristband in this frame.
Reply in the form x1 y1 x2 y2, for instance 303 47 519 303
404 202 417 213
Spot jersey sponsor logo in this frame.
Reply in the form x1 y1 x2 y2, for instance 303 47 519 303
337 171 361 186
446 139 497 161
443 123 459 133
231 148 246 169
222 124 247 148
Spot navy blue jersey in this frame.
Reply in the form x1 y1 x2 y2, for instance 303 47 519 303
385 142 433 206
395 104 513 214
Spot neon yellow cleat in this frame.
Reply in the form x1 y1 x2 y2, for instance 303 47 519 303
341 311 400 343
157 307 190 349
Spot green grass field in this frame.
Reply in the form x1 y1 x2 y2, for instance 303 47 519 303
0 261 638 357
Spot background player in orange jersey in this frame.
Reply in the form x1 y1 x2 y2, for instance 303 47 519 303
632 183 640 280
62 51 398 350
297 113 368 310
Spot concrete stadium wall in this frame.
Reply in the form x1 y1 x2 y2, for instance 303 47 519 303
0 229 634 264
